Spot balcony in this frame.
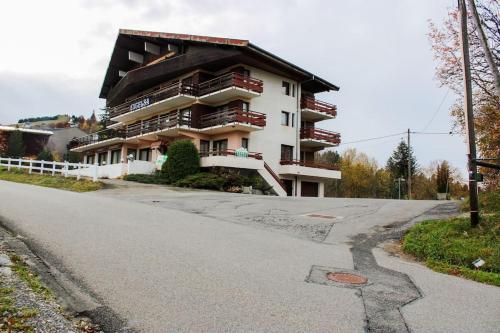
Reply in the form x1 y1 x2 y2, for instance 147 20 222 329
69 129 125 152
197 72 263 104
279 159 341 179
108 81 197 123
301 97 337 122
200 149 264 173
124 111 192 142
199 108 266 134
300 127 341 148
70 107 267 151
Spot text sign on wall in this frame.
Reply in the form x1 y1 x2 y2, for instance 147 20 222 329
129 98 150 112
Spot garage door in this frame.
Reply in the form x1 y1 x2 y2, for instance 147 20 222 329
301 181 319 197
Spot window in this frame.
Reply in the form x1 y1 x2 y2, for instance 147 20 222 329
179 107 191 126
200 140 210 155
292 84 296 97
281 145 294 161
242 69 250 77
242 101 250 111
139 148 150 161
241 138 249 149
213 139 228 153
291 113 295 127
98 152 107 166
86 155 95 165
282 81 290 96
281 111 290 126
127 149 137 161
111 149 121 164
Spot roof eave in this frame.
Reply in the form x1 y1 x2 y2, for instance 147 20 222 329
246 42 339 92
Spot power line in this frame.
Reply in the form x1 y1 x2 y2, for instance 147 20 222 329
339 130 458 146
412 131 459 135
421 88 450 131
339 132 405 145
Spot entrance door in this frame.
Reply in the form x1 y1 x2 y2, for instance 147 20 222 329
283 179 293 196
301 181 319 197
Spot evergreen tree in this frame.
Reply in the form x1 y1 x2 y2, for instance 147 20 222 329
7 130 25 158
386 140 418 180
436 161 450 193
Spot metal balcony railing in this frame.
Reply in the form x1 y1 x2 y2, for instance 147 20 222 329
198 72 263 96
301 97 337 117
280 159 340 170
68 128 125 149
300 127 341 145
199 149 263 160
108 81 197 119
200 108 266 128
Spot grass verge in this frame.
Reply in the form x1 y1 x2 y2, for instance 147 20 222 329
403 212 499 286
9 254 52 300
0 167 103 192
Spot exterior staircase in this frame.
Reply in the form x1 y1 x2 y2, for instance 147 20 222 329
258 162 287 197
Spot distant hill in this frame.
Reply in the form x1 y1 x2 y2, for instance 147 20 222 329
17 115 70 129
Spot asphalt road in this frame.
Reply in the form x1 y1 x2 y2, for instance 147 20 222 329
0 180 499 333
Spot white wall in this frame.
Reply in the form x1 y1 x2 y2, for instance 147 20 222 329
246 66 299 172
67 160 155 179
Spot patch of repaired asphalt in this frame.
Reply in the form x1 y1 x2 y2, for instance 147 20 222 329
242 212 335 242
351 202 459 333
307 202 459 333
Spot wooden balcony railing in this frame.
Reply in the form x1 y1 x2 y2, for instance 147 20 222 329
301 97 337 117
200 108 266 128
200 149 263 160
68 128 125 149
300 127 341 145
108 81 197 119
280 159 340 170
198 72 263 96
126 111 192 137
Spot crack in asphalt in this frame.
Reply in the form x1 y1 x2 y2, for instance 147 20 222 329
349 202 460 333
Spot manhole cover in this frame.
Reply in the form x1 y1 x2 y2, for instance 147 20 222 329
326 272 367 285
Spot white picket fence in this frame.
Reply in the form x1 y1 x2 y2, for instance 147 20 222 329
0 157 98 182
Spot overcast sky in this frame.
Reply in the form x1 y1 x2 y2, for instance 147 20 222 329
0 0 468 176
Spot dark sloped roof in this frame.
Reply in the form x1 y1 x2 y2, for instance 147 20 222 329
100 29 339 101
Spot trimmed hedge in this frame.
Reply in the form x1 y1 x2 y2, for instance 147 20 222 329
123 173 170 184
164 140 200 182
175 172 225 190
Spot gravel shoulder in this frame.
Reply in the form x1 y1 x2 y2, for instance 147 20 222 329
0 234 99 333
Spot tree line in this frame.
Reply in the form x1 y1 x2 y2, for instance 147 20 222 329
317 141 468 200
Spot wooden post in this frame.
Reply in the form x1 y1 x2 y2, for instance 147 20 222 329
40 160 44 174
64 161 68 178
459 0 480 226
29 160 32 174
51 162 56 176
77 162 81 180
7 158 11 171
93 164 98 182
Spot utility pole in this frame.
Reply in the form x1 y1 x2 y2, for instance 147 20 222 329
459 0 480 226
407 128 412 200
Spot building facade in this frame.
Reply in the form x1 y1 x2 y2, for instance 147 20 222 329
70 29 341 197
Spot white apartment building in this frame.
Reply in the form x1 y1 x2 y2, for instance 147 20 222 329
70 29 341 197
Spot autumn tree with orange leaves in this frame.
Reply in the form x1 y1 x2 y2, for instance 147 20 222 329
428 0 499 189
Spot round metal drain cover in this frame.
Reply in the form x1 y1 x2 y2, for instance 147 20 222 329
326 272 367 285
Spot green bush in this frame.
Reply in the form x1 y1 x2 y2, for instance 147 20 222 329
165 140 200 182
123 173 170 184
175 172 225 190
461 189 500 214
37 149 54 161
